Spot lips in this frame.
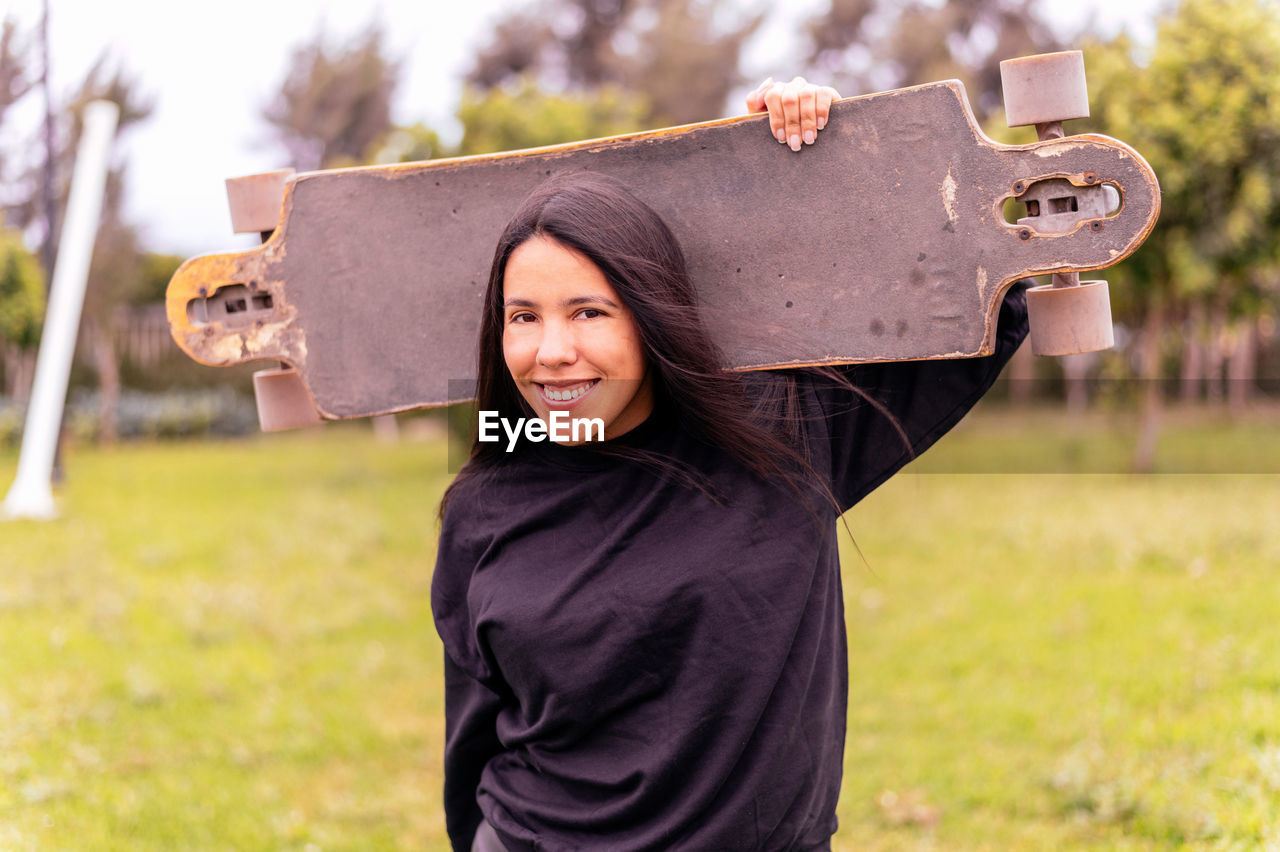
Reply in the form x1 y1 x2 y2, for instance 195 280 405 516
536 379 599 406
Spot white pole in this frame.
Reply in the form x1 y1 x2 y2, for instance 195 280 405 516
3 100 120 521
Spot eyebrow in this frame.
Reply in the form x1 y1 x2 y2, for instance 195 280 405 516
504 295 622 309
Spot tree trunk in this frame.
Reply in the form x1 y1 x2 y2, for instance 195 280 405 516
1132 301 1165 473
4 343 38 403
93 322 120 445
1007 338 1035 406
1227 318 1257 415
1206 299 1227 407
1060 351 1094 415
3 343 15 399
1180 299 1205 404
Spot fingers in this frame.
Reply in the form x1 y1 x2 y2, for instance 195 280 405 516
745 77 773 114
757 76 842 152
761 86 783 144
799 84 817 147
765 77 803 151
815 85 840 130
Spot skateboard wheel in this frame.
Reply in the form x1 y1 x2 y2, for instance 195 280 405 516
1026 279 1114 356
226 169 295 235
253 367 323 431
1000 51 1089 128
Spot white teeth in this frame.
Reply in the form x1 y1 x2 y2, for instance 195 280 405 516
543 381 594 401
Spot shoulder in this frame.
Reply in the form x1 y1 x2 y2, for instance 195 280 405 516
439 462 490 524
435 449 593 569
434 464 504 593
439 453 543 527
735 367 845 429
432 466 503 662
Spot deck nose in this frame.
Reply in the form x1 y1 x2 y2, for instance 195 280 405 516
165 248 299 369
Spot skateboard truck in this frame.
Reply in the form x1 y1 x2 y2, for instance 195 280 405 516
225 168 323 431
1001 50 1115 357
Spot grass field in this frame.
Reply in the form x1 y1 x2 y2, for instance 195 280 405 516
1 408 1278 850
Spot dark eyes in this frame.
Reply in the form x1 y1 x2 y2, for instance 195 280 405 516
507 308 605 324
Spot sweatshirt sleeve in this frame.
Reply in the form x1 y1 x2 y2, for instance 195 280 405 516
813 283 1028 512
441 653 504 850
432 478 505 850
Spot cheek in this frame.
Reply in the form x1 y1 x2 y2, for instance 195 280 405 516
502 332 531 375
615 326 647 376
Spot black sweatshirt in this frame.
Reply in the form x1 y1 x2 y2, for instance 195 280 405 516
432 287 1028 851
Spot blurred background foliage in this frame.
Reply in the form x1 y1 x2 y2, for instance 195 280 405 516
0 0 1278 470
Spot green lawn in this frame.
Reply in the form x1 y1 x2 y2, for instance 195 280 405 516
1 410 1277 850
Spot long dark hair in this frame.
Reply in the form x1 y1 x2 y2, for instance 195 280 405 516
441 172 872 514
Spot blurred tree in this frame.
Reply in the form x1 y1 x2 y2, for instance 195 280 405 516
455 77 647 155
372 122 447 164
134 251 184 304
0 18 36 224
466 7 553 90
0 227 44 340
0 18 34 134
69 60 153 444
803 0 1064 122
617 0 764 126
0 51 152 442
0 18 38 400
84 218 144 444
1085 0 1280 468
3 57 154 440
263 24 401 171
465 0 763 128
7 56 152 249
0 228 43 400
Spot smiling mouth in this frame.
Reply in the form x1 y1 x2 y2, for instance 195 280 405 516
537 379 599 404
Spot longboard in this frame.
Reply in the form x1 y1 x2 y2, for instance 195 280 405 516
167 59 1159 427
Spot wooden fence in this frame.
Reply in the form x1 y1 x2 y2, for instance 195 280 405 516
2 304 180 402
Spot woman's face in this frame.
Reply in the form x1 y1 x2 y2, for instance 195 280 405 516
501 235 653 443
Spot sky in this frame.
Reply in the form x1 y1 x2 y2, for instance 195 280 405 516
3 0 1163 258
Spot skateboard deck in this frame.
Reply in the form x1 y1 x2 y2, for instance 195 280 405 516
166 77 1159 422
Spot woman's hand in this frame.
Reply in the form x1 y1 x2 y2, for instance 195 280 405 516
745 76 842 153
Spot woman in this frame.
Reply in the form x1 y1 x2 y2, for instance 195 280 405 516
433 78 1029 851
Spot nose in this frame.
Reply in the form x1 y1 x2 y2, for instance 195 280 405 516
536 319 578 368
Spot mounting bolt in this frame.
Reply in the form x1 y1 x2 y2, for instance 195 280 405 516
1019 228 1032 241
1013 181 1025 194
1090 221 1104 232
1083 173 1099 185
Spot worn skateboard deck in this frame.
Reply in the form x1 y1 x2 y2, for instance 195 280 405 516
167 79 1159 421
